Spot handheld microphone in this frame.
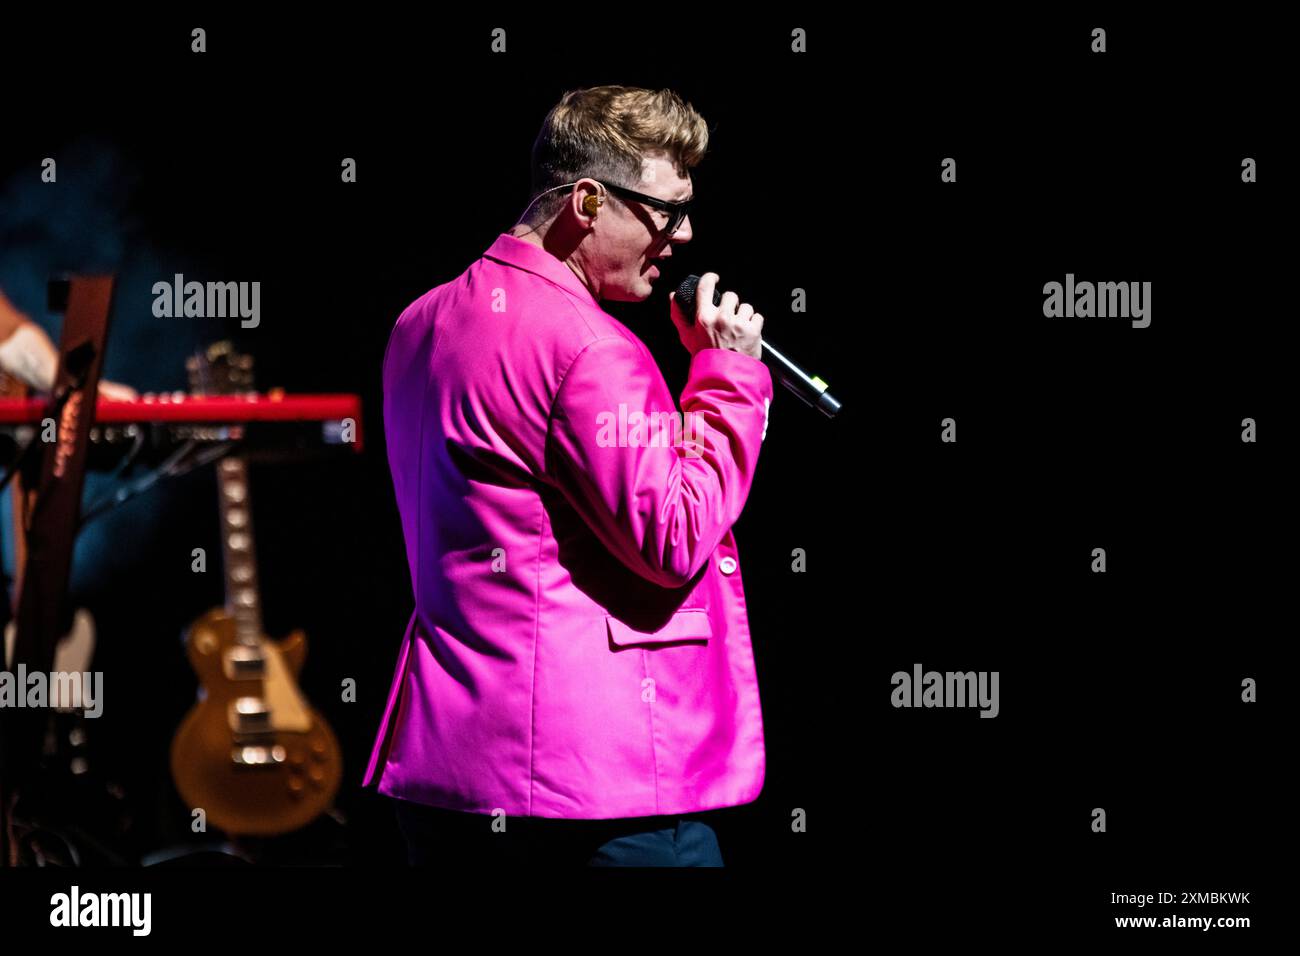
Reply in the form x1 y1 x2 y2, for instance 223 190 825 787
675 274 842 419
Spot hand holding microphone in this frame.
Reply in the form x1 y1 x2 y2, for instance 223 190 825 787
670 273 843 419
669 272 763 360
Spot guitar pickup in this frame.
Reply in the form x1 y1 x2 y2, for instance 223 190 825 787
223 645 266 679
229 697 271 734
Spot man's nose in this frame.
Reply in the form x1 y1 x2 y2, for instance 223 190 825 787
671 214 693 243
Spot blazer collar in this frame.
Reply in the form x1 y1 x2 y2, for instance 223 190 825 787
482 233 599 307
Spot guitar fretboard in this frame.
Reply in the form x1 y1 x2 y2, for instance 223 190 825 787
216 455 263 645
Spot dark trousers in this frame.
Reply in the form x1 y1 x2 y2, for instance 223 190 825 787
390 797 724 866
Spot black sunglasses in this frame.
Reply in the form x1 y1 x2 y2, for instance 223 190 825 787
595 180 694 237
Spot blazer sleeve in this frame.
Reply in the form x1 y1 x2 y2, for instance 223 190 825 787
545 336 774 589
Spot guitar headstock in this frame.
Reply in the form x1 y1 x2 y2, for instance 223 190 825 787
186 341 256 397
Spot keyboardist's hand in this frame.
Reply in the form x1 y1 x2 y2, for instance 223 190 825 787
97 379 138 401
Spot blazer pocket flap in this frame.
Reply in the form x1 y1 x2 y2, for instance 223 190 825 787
606 609 712 647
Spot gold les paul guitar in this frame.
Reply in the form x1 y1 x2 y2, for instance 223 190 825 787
170 342 341 836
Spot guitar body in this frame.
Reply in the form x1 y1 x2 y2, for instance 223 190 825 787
171 607 341 836
170 341 341 838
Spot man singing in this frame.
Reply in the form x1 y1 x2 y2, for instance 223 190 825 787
364 85 774 866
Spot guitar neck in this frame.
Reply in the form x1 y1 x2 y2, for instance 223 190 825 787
215 455 264 644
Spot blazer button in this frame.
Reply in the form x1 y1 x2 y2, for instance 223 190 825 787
718 556 737 575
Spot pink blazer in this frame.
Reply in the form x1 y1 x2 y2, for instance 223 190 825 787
363 233 774 819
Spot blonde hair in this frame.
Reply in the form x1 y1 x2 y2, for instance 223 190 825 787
520 85 709 227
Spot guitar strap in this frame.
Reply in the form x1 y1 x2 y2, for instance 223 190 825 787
1 275 113 790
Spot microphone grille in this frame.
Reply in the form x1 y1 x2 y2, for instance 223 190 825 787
674 274 720 323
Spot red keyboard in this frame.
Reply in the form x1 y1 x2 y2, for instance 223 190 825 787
0 393 364 455
0 392 360 424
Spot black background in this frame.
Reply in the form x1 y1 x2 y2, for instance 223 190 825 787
0 8 1286 942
